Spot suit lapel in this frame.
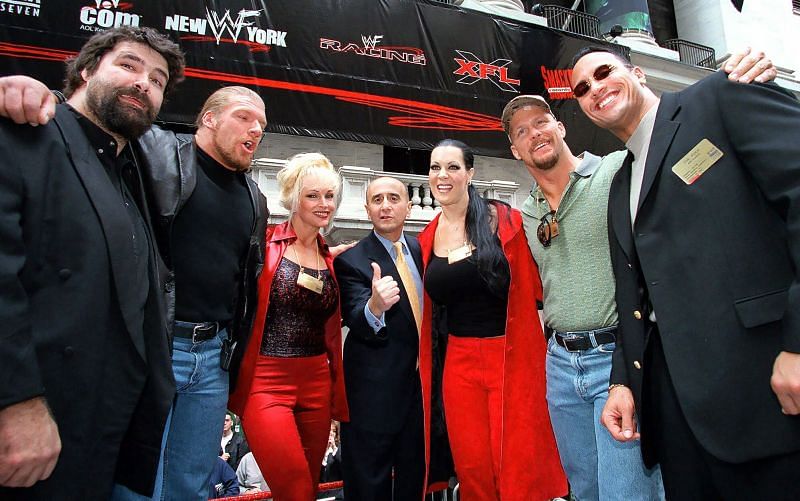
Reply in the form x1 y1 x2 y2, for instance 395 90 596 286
609 152 636 265
364 232 416 328
638 94 681 212
53 109 147 360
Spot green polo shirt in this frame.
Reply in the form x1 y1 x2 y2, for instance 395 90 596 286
521 150 627 332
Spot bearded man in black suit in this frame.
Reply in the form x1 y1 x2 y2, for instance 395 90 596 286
0 27 183 499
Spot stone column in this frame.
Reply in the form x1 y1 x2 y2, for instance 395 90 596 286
585 0 654 37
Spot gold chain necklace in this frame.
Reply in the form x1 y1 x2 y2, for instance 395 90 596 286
292 242 323 294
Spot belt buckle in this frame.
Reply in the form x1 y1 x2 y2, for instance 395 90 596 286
192 322 217 343
562 334 583 353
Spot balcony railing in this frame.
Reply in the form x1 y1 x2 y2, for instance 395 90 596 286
251 158 520 241
662 39 716 69
532 4 601 38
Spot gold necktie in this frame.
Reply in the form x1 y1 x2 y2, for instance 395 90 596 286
393 241 422 334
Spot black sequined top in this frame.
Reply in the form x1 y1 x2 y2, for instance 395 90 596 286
260 257 338 357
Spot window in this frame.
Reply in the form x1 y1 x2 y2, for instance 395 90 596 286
383 146 431 176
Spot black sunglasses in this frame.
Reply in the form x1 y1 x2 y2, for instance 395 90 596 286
537 210 559 247
572 64 616 98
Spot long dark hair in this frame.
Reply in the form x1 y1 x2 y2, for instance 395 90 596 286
434 139 510 298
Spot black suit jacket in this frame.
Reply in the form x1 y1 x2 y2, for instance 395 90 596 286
222 432 250 470
0 105 172 498
320 447 343 483
608 71 800 464
334 232 423 434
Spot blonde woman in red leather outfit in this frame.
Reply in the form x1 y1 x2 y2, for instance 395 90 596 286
228 153 348 500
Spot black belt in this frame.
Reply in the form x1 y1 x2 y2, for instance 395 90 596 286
550 326 616 352
174 320 227 343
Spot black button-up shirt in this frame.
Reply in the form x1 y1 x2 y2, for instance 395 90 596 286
69 106 150 332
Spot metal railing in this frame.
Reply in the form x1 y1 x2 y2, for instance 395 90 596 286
662 39 716 69
531 4 600 38
214 479 456 500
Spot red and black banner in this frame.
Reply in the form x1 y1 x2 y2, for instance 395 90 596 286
0 0 623 158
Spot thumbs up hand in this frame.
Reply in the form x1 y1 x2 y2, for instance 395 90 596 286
367 262 400 317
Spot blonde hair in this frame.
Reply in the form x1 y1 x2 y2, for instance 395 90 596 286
277 152 342 213
195 86 263 128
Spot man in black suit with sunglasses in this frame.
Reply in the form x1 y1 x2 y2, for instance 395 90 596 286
571 45 800 498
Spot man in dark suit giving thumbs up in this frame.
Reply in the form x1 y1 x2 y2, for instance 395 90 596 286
333 176 426 501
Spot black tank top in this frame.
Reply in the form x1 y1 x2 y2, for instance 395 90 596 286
424 254 508 337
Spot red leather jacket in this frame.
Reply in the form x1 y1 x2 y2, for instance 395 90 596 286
228 221 348 421
418 202 566 499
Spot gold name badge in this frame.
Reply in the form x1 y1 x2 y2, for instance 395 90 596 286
297 271 324 294
447 243 473 264
671 138 723 185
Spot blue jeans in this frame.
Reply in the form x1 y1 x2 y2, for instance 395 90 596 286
545 335 664 501
112 328 230 501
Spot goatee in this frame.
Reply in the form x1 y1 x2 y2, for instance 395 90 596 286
533 152 559 171
216 148 252 172
212 129 253 172
86 83 157 139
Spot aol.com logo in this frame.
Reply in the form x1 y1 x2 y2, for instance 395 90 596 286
80 0 141 31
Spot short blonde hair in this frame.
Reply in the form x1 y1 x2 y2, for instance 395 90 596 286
195 86 263 128
276 152 342 213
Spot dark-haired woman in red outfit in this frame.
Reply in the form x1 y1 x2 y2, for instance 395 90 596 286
419 139 566 500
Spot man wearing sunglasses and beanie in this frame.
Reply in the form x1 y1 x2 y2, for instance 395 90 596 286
570 44 800 498
503 48 775 500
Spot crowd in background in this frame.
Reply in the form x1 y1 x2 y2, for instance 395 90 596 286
208 413 343 499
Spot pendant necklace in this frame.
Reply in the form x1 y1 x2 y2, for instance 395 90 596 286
441 217 472 264
292 242 324 294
